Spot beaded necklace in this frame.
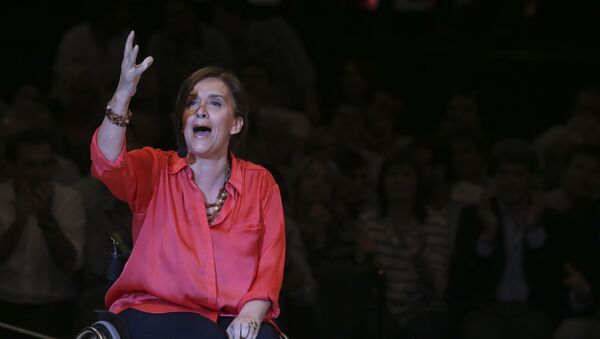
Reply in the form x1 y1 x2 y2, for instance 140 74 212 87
205 159 231 225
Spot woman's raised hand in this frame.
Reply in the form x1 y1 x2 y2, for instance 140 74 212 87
116 30 153 99
98 30 154 162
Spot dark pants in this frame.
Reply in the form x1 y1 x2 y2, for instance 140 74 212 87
119 308 280 339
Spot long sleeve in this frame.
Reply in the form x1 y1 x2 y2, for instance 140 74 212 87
90 129 160 213
236 184 286 319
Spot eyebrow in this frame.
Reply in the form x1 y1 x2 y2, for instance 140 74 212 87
187 93 226 100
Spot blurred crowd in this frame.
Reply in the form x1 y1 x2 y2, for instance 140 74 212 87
1 0 600 338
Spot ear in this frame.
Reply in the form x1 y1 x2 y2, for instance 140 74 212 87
230 117 244 135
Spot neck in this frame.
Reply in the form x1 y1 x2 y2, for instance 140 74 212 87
190 154 229 201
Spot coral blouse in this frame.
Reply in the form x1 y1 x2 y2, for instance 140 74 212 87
90 131 286 322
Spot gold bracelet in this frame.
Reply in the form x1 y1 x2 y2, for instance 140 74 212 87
105 102 132 127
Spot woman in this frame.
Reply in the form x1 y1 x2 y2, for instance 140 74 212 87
91 31 285 339
289 153 371 339
360 149 451 339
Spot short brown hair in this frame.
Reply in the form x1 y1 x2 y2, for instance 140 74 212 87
172 66 249 154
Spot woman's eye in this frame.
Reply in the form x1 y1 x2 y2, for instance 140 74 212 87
209 100 222 107
187 98 198 107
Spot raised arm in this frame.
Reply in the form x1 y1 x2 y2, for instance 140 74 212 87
97 30 153 161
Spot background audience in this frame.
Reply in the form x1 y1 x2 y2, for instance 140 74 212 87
1 0 600 338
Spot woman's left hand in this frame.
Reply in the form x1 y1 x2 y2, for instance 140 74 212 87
226 315 261 339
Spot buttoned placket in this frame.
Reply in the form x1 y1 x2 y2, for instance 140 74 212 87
183 167 218 309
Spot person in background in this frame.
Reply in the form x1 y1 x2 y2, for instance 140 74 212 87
0 129 85 338
447 138 559 339
534 87 600 189
544 143 600 339
361 149 451 339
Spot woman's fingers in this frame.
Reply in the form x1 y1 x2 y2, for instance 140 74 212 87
226 324 237 339
132 44 139 64
122 32 148 72
121 32 153 80
122 31 134 65
141 56 154 70
132 56 154 76
226 320 258 339
240 322 251 339
248 324 258 339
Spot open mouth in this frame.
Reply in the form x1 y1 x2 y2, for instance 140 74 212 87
193 126 212 136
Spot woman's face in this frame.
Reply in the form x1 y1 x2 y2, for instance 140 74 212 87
182 77 243 159
383 163 418 203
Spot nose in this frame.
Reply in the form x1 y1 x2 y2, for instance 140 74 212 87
195 102 209 119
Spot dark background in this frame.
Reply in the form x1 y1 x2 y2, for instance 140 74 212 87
1 0 600 138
